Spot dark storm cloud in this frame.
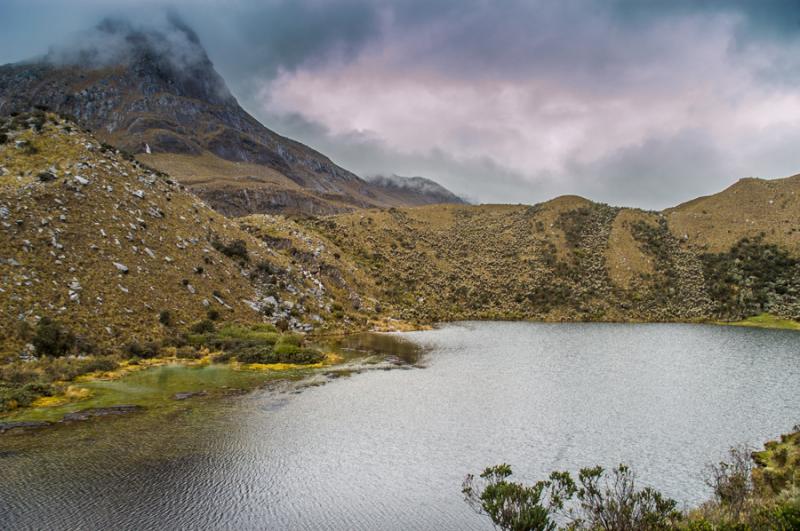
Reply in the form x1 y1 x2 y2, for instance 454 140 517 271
1 0 799 208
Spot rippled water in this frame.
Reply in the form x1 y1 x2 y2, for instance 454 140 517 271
2 322 800 530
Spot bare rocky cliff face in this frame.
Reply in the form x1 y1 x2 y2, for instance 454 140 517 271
0 16 462 215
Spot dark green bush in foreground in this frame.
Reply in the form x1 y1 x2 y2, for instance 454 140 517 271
465 445 800 531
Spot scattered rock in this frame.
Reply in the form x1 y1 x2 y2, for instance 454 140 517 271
113 262 129 274
0 420 52 434
61 405 143 422
173 390 208 400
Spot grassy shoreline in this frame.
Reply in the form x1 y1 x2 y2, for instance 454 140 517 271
716 313 800 331
3 314 797 424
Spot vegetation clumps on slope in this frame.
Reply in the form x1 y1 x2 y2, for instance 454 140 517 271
701 236 800 320
0 113 382 360
306 194 800 327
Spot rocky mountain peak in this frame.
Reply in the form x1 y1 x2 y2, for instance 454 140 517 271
0 17 472 216
43 14 234 107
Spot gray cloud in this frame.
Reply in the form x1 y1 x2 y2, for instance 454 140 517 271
1 0 799 209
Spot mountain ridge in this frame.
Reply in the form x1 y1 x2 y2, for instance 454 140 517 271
0 16 464 216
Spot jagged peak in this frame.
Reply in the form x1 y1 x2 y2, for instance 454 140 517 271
40 13 234 106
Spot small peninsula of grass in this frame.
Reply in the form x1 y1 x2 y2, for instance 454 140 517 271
720 313 800 331
0 321 329 416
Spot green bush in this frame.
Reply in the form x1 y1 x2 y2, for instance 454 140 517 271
32 317 76 357
238 345 323 365
175 346 202 359
0 382 54 412
190 319 216 334
212 238 249 261
235 346 274 364
159 310 174 326
125 341 161 359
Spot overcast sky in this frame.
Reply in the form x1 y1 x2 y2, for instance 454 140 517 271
2 0 800 209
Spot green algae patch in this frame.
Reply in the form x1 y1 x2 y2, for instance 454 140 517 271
719 313 800 331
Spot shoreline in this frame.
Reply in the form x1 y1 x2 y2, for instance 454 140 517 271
2 315 797 427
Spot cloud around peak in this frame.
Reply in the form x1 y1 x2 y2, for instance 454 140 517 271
2 0 800 209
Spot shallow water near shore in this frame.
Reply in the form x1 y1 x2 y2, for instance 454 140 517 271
2 322 799 530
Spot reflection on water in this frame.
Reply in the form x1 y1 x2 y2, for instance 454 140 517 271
2 322 800 530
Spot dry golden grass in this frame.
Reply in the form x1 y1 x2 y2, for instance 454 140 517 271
0 115 376 359
606 209 658 289
666 174 800 255
140 152 297 189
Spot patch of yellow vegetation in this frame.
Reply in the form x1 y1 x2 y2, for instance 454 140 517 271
323 352 343 364
30 385 92 408
242 361 324 371
31 395 69 408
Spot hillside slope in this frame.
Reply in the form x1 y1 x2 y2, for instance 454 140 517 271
303 191 800 323
0 112 377 360
0 17 464 216
666 173 800 253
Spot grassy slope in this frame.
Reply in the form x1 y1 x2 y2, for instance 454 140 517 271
666 173 800 254
0 113 378 360
298 177 800 326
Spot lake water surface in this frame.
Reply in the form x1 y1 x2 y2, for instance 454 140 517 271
2 322 799 530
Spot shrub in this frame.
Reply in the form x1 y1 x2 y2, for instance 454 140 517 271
0 363 39 384
238 345 323 365
212 237 249 261
572 464 679 530
0 382 54 411
175 346 202 359
79 357 119 373
235 346 274 364
211 350 234 363
463 464 575 531
254 261 274 276
277 333 303 347
704 445 754 520
32 317 76 357
190 320 216 334
124 341 161 359
463 463 679 531
159 310 174 327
